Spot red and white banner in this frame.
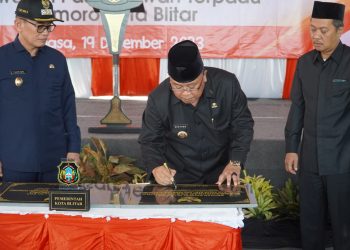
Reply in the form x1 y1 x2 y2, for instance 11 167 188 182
0 0 349 58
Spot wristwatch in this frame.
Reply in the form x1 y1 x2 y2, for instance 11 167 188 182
230 160 241 167
230 161 241 177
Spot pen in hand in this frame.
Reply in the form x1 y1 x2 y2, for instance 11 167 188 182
163 163 177 189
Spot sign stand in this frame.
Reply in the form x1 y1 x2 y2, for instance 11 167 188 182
86 0 144 134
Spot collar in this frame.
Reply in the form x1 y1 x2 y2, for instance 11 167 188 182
312 41 343 64
13 35 45 55
204 72 215 99
330 41 343 64
13 35 27 53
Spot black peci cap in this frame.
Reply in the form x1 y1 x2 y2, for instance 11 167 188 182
15 0 63 22
168 40 204 83
312 1 345 21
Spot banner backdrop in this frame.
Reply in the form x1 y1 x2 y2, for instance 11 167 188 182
0 0 349 58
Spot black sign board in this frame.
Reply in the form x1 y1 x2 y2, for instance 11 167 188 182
49 187 90 211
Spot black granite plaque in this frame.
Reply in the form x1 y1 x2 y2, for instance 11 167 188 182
0 183 255 209
0 183 59 203
119 184 252 206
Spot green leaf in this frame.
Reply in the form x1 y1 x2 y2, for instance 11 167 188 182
117 155 136 165
79 137 148 184
111 164 133 175
109 156 120 164
127 166 146 175
91 137 108 159
273 178 299 220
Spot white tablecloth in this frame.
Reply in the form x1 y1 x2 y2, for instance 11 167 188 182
0 202 244 228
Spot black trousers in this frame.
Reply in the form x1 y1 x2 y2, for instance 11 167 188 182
299 171 350 250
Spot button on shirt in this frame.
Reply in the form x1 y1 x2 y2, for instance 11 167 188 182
285 42 350 175
0 37 81 172
139 67 254 184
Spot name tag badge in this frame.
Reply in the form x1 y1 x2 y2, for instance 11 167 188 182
10 70 27 75
332 79 347 83
41 9 53 15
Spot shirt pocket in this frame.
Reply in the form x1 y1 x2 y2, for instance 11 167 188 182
331 79 350 96
43 75 63 112
0 74 32 103
212 127 230 147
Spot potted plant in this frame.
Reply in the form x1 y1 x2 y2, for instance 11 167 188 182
241 171 301 248
79 137 147 184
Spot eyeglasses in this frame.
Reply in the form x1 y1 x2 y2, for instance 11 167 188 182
20 18 56 33
171 73 205 93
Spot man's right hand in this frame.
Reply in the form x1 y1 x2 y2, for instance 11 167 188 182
152 165 176 186
285 153 299 175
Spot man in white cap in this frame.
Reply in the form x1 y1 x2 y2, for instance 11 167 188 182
285 1 350 249
139 40 254 187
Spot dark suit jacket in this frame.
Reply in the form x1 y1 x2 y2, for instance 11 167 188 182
285 42 350 175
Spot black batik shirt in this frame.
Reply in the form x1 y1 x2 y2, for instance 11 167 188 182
139 67 254 184
285 42 350 174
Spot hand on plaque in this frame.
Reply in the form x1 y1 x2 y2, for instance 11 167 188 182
217 184 241 196
152 165 176 186
216 162 241 187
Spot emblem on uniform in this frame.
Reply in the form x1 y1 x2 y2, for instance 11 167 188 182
41 0 53 15
14 77 23 87
177 131 188 139
42 0 50 9
211 102 218 109
49 64 55 69
57 161 80 185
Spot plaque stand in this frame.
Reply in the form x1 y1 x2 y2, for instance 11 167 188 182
86 1 144 134
49 161 90 211
49 185 90 211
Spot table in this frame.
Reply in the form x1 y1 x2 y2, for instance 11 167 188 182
0 213 242 250
0 183 254 249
